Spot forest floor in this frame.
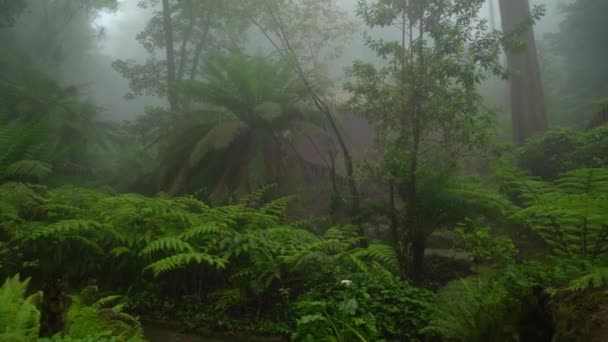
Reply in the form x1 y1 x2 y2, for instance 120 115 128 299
143 320 286 342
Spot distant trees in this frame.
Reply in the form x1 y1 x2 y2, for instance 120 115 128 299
550 0 608 126
498 0 548 144
113 0 246 110
0 0 26 27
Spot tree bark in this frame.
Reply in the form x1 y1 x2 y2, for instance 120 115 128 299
499 0 548 144
409 237 425 282
161 0 178 111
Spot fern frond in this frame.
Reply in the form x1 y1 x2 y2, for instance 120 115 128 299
179 224 231 240
139 238 194 256
144 253 227 277
208 288 244 313
569 267 608 291
37 220 102 237
3 160 53 180
352 244 399 273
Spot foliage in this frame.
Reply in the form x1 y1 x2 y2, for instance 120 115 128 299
161 53 321 197
0 274 142 342
423 276 517 342
516 127 608 180
61 288 143 342
0 54 117 187
507 168 608 261
113 0 246 100
548 0 608 125
454 217 517 269
0 274 40 342
569 267 608 292
345 0 528 278
423 260 568 342
293 271 432 342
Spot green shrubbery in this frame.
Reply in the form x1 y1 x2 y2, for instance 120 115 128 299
0 275 143 342
516 126 608 180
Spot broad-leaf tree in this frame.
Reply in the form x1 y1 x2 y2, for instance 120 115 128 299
346 0 526 280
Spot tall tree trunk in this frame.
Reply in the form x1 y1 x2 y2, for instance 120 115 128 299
161 0 177 111
499 0 548 144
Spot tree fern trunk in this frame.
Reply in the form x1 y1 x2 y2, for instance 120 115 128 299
39 274 67 337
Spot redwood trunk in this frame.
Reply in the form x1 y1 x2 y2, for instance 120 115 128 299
499 0 548 144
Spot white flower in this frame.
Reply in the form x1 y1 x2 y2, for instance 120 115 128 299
341 279 352 286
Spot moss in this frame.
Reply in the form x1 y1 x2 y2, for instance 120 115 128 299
551 288 608 341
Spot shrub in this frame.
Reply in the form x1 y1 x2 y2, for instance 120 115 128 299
293 270 432 341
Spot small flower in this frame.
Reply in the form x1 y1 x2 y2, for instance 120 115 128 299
341 279 352 286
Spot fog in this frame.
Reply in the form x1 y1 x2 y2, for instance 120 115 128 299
81 0 568 121
2 1 607 340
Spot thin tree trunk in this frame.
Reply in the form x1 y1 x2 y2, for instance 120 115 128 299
407 5 425 281
161 0 177 111
406 126 421 280
389 182 408 275
499 0 548 144
249 10 363 241
189 13 212 81
176 0 195 81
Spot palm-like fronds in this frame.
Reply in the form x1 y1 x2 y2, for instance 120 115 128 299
163 52 320 197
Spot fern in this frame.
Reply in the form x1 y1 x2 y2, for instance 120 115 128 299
139 237 194 256
3 160 53 180
208 288 245 313
569 267 608 291
514 170 608 259
63 293 143 342
36 220 102 237
352 244 400 274
423 277 515 342
144 252 227 277
0 275 41 341
179 224 231 240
